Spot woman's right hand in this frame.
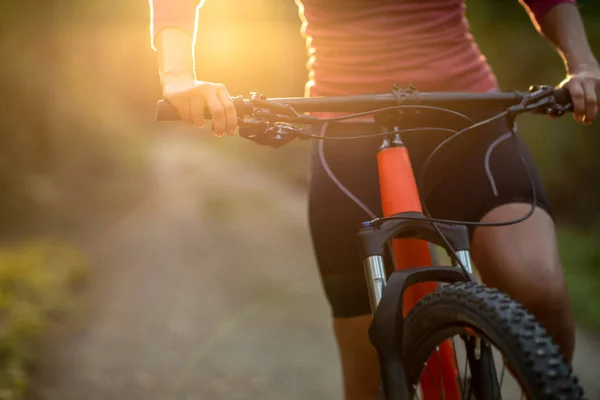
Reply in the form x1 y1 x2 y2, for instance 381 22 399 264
161 74 238 136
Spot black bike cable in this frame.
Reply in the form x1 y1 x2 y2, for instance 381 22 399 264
292 103 474 141
365 110 538 230
413 111 537 228
296 127 458 140
390 113 536 276
297 106 538 229
313 105 475 125
416 114 536 274
293 106 539 276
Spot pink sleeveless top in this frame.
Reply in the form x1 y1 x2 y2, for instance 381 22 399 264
151 0 575 96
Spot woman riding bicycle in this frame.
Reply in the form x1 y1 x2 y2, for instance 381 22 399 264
150 1 599 399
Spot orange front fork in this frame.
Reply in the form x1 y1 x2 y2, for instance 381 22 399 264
377 140 460 400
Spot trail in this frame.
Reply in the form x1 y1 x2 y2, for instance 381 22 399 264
27 132 599 399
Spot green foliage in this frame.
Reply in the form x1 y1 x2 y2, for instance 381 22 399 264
0 241 89 399
464 1 600 223
464 2 600 328
0 4 138 395
557 228 600 331
0 0 154 236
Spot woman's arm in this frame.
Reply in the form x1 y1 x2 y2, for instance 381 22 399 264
155 28 196 83
150 0 200 78
520 1 600 123
149 0 238 135
150 0 200 49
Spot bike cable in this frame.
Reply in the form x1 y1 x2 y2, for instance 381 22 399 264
295 106 538 275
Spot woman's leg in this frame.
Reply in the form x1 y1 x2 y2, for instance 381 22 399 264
307 121 387 400
471 204 575 360
417 115 576 361
307 115 576 400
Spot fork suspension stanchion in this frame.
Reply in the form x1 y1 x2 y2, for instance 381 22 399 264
363 255 387 313
455 250 474 275
377 133 460 400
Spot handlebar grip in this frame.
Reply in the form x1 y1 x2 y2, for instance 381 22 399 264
553 88 572 107
156 96 247 121
155 100 211 121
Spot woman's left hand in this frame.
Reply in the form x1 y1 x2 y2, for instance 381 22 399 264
559 64 600 124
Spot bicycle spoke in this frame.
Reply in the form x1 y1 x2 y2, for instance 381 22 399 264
399 285 584 400
435 346 447 400
494 358 507 400
413 384 422 400
423 361 443 400
461 335 471 400
451 337 464 394
484 342 500 398
461 360 469 400
420 333 552 400
465 380 474 400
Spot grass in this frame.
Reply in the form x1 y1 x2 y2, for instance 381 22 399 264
557 227 600 331
0 240 89 399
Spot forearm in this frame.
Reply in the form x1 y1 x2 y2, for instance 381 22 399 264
150 0 201 81
156 28 196 82
534 3 598 73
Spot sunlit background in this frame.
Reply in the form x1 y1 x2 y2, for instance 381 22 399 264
0 0 599 399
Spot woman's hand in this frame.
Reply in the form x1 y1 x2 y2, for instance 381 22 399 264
162 73 238 136
559 64 600 125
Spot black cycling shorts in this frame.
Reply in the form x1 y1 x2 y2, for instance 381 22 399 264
307 106 552 318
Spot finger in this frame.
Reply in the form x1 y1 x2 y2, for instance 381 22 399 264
582 80 598 124
169 96 193 126
567 81 585 122
217 87 238 136
189 87 206 128
205 86 226 136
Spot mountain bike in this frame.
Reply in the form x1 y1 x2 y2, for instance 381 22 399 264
156 84 586 400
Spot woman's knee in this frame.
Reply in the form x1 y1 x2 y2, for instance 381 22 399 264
471 204 562 288
471 204 575 355
515 258 575 360
512 257 569 315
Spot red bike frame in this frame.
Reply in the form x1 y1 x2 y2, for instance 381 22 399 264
378 140 460 399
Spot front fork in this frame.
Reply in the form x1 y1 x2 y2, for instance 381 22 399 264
360 130 475 400
454 249 475 275
362 130 477 315
364 255 387 313
363 252 475 316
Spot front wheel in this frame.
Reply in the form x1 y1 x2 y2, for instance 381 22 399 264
401 282 585 399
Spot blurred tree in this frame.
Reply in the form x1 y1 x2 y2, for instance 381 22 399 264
1 0 600 231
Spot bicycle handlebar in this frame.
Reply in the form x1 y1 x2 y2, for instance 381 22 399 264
155 87 572 122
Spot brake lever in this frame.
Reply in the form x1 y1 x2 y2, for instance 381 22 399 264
248 92 300 118
236 92 312 148
529 85 573 117
506 85 572 117
238 118 304 148
537 99 572 117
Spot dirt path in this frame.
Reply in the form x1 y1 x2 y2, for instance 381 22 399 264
28 133 599 399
